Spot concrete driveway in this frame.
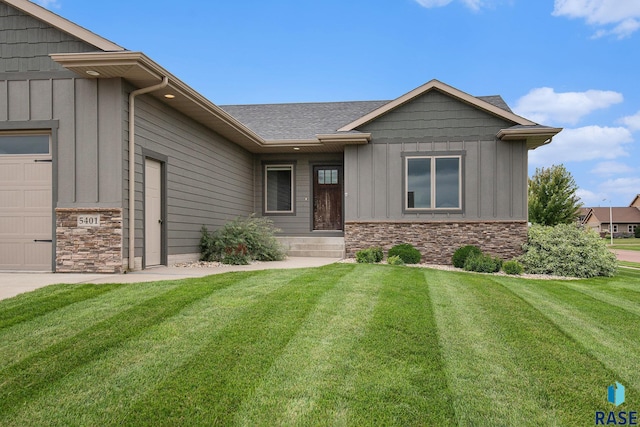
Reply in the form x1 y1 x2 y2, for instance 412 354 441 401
612 249 640 263
0 257 341 301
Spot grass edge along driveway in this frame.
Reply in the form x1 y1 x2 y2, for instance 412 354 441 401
0 264 638 426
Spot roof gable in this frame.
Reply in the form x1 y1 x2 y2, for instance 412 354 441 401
338 79 536 132
2 0 124 51
584 207 640 224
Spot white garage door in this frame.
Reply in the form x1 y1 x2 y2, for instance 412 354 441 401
0 134 52 271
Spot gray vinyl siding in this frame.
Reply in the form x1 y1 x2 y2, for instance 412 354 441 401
0 76 124 206
126 94 254 258
346 90 528 221
255 153 343 236
0 3 99 73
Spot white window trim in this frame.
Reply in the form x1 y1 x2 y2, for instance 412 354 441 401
264 164 294 214
629 225 637 233
405 155 462 211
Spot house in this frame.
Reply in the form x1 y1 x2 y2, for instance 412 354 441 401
0 0 562 273
583 196 640 236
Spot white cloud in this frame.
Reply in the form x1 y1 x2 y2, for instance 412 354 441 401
577 188 605 206
514 87 623 125
414 0 493 11
33 0 61 8
590 161 635 177
598 177 640 196
415 0 454 7
529 125 633 165
619 110 640 132
553 0 640 39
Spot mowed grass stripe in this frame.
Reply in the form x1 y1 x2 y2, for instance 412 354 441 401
0 272 256 415
428 270 561 426
121 264 355 426
234 264 388 426
497 276 640 393
0 281 184 370
0 269 300 427
344 266 456 426
476 276 619 426
0 283 126 330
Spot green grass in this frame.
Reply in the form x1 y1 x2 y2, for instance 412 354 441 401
608 237 640 251
620 260 640 269
0 265 638 426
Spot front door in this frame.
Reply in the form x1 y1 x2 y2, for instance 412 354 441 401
313 166 342 231
145 159 162 266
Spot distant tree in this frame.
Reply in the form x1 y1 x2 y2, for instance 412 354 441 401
528 164 582 226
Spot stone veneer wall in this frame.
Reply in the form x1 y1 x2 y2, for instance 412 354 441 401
345 221 528 265
56 208 123 273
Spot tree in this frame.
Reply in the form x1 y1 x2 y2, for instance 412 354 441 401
528 164 582 226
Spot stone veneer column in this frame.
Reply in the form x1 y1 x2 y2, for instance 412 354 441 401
55 208 123 273
344 221 528 265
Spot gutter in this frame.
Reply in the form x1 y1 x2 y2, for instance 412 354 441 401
128 77 169 271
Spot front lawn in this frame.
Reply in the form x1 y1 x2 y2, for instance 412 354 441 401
609 237 640 251
0 265 638 426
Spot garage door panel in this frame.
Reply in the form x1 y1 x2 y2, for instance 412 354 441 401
24 189 51 208
0 190 23 208
0 216 24 235
0 154 52 271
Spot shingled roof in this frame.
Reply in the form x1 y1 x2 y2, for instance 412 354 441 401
221 95 513 141
585 207 640 224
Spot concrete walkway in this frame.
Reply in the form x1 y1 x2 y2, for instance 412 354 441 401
0 257 341 301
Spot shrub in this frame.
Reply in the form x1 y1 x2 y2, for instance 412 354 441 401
388 244 421 264
636 227 640 238
356 247 383 264
452 245 482 268
519 224 617 278
387 255 405 266
199 215 286 265
502 260 524 275
463 253 503 273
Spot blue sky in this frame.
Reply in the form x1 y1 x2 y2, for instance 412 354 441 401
35 0 640 207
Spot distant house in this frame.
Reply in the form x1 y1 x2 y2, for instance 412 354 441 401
583 195 640 236
0 0 562 272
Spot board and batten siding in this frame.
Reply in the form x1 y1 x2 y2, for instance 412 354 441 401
0 76 124 206
255 153 343 236
0 2 99 73
345 89 528 221
127 94 255 260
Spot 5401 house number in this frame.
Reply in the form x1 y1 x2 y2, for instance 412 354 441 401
77 214 101 227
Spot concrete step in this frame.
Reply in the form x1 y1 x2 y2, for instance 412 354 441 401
277 236 345 258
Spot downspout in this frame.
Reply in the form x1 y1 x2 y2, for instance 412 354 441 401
128 76 168 271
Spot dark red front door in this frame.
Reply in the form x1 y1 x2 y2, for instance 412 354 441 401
313 166 342 231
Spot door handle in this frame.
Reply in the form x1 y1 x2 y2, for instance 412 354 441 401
158 219 163 225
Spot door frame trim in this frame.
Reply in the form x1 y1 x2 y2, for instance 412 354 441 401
309 162 344 233
142 149 168 268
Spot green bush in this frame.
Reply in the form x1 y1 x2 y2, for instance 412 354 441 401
388 244 422 264
519 224 617 278
636 227 640 238
199 215 286 265
387 255 405 266
452 245 482 268
356 247 383 264
502 260 524 275
463 253 503 273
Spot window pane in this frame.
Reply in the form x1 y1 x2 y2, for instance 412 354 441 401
407 158 431 209
331 170 338 184
0 135 49 154
266 166 292 212
318 170 325 184
435 158 460 208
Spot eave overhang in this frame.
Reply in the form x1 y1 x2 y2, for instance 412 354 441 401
49 51 368 154
497 126 563 150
